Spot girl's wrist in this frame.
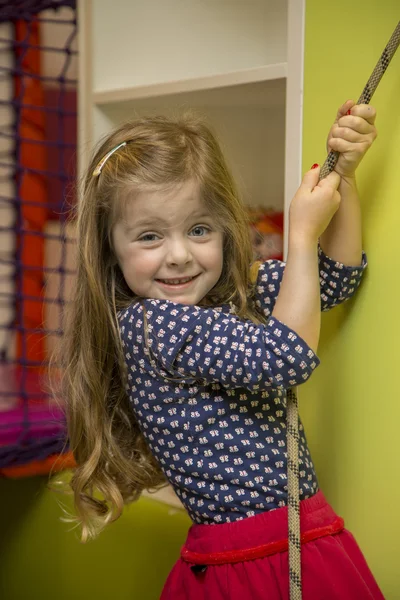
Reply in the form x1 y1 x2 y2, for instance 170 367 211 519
338 173 357 190
287 233 318 254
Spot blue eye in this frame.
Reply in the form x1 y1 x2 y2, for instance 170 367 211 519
139 233 159 242
190 225 209 237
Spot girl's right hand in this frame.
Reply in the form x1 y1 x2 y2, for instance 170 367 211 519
289 166 341 244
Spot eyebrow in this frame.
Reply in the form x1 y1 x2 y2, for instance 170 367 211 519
124 218 163 232
123 212 212 233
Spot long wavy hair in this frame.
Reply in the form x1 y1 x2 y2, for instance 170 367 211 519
51 114 263 542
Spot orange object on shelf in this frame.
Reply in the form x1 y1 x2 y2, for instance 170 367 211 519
249 209 284 261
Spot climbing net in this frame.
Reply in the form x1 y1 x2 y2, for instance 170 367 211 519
0 0 77 475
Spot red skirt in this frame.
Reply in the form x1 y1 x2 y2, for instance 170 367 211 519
160 490 384 600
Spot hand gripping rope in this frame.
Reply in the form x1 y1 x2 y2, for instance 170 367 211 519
286 21 400 600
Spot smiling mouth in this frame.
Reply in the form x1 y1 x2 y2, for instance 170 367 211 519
156 274 200 286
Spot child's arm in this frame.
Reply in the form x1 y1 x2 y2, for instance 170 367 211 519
254 238 366 320
319 100 377 265
269 167 341 353
120 298 321 391
319 176 362 266
271 238 320 354
255 101 375 320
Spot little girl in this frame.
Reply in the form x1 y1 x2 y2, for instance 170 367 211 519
59 104 384 599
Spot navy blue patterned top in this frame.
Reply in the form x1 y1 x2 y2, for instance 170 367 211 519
118 246 367 524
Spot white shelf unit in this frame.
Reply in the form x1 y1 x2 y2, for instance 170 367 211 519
77 0 305 508
78 0 305 226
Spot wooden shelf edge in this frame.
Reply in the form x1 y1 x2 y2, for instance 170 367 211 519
93 63 288 106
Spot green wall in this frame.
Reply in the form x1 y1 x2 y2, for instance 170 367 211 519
301 2 400 598
0 476 190 599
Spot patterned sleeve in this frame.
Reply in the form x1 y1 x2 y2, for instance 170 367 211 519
254 245 367 318
118 299 320 391
318 246 367 311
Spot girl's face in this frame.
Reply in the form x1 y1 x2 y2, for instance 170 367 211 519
112 180 224 305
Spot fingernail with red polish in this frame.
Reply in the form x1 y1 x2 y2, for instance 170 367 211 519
346 109 351 115
311 163 319 169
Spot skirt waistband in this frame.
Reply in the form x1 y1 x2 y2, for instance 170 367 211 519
180 491 345 566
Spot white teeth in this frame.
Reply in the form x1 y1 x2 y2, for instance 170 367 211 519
160 276 194 284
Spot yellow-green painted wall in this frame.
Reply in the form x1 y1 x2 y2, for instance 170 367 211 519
301 2 400 598
0 476 190 599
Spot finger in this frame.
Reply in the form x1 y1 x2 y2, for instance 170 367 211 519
328 138 371 154
348 104 377 125
334 100 355 123
337 114 374 134
316 170 341 190
301 165 321 190
331 126 365 143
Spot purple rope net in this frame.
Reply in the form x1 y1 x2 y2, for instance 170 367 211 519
0 0 77 469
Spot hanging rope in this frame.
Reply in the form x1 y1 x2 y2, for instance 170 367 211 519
287 20 400 600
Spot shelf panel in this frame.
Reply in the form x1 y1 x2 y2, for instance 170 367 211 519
92 0 288 93
90 78 286 212
93 64 287 107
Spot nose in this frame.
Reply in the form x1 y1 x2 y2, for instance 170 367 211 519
165 237 193 267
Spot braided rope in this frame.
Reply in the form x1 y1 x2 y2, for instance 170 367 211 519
286 387 302 596
320 21 400 181
287 21 400 600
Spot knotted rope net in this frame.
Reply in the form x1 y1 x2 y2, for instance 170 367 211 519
0 0 77 474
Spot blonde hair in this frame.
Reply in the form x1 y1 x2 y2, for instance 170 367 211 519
52 114 263 542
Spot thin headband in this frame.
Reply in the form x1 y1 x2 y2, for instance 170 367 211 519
92 141 127 177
